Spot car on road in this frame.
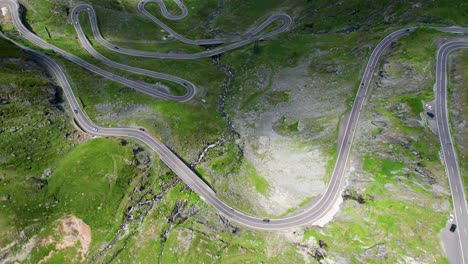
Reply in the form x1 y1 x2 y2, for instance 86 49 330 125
262 219 270 223
450 224 457 232
73 109 78 114
92 127 98 132
139 128 145 131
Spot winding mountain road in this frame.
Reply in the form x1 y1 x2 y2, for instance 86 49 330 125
71 1 293 59
0 0 467 261
436 39 468 264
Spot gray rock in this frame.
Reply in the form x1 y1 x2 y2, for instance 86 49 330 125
384 183 394 191
41 168 53 179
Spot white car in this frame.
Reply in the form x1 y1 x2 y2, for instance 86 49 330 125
448 214 454 223
92 127 98 132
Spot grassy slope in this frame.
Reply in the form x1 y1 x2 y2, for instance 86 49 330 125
302 28 455 263
2 0 228 161
0 41 137 260
0 7 306 263
1 0 468 262
461 52 468 197
450 51 468 200
27 139 136 263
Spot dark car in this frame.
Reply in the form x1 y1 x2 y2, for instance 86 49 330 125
450 224 457 232
73 109 78 114
427 112 434 118
139 128 145 131
262 219 270 223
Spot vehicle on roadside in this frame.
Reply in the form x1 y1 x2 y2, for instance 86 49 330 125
139 128 145 131
450 224 457 232
448 214 454 223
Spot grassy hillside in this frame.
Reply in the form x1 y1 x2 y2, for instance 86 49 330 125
1 0 467 262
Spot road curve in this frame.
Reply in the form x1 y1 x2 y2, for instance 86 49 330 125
1 0 195 101
435 39 468 264
71 1 293 59
1 1 467 258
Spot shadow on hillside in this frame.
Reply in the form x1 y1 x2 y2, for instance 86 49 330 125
18 3 37 35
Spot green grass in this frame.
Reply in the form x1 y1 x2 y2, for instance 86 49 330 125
422 0 468 25
362 155 404 194
213 0 285 32
199 142 270 212
0 56 74 177
303 157 448 262
296 17 458 262
0 136 138 259
395 28 445 74
45 139 133 227
143 0 218 40
0 38 25 58
0 40 142 260
448 50 468 200
398 95 425 115
376 106 440 161
461 52 468 195
2 0 468 261
244 161 270 195
275 116 299 135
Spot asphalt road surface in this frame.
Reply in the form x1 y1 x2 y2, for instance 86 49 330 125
1 0 197 101
1 0 467 261
71 1 293 59
436 39 468 264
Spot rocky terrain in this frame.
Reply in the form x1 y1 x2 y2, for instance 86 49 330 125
308 31 454 262
1 0 467 263
230 55 345 215
448 50 468 196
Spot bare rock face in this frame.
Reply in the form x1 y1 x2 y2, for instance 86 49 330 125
360 243 388 261
342 189 374 204
55 215 92 258
37 215 92 264
231 55 349 215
